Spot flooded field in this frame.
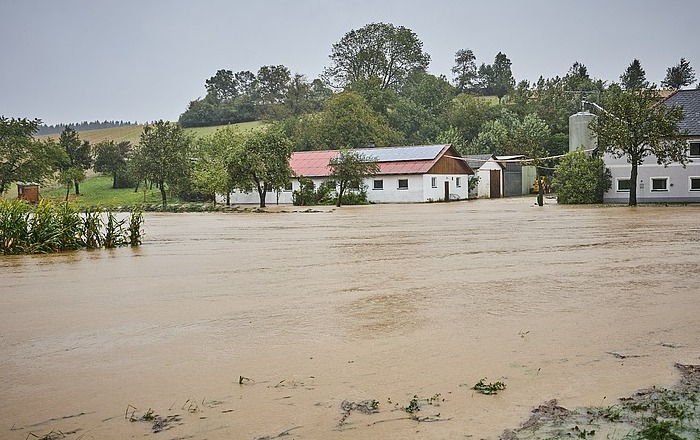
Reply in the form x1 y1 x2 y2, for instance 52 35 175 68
2 197 700 439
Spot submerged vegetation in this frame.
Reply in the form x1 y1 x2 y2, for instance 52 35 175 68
0 199 143 255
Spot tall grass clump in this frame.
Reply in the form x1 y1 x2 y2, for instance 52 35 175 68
0 200 31 254
128 207 143 246
0 200 144 255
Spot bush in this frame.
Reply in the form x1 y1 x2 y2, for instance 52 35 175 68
552 148 611 204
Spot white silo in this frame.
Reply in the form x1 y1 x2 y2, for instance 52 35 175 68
569 111 597 153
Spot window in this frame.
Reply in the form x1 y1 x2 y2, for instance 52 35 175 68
651 177 668 191
431 177 437 188
690 177 700 191
456 177 462 187
617 179 631 192
284 181 293 191
373 179 383 190
690 142 700 157
398 179 409 190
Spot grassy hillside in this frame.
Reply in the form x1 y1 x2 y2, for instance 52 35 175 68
37 120 264 144
39 175 177 207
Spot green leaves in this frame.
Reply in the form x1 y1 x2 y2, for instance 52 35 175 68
553 149 611 204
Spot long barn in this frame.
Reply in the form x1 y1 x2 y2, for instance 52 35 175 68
220 144 474 205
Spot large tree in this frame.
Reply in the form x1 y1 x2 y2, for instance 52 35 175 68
0 117 64 194
592 84 688 206
205 69 238 101
328 149 380 207
233 129 292 208
478 52 515 102
323 22 430 91
58 127 92 197
620 59 648 90
390 72 454 144
93 140 132 188
192 127 242 205
256 65 291 107
452 48 478 94
661 57 696 90
132 120 192 207
316 92 401 149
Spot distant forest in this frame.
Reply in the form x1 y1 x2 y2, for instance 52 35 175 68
37 120 138 136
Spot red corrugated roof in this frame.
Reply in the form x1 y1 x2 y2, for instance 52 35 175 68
290 145 471 177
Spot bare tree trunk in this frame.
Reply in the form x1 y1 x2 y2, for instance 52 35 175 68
159 182 167 208
257 184 266 208
65 183 71 201
629 163 638 206
74 181 80 196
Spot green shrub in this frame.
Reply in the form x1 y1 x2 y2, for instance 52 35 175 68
552 148 612 204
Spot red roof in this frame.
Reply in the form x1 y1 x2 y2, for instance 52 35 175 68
290 145 472 177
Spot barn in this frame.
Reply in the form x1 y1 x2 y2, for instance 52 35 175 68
220 144 474 205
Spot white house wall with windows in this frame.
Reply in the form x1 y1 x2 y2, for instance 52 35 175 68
218 144 474 205
603 89 700 203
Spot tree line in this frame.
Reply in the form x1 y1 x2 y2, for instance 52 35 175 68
36 120 138 136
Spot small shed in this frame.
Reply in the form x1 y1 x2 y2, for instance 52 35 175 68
17 183 40 203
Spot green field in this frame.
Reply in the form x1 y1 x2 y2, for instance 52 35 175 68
38 120 264 144
38 175 175 207
2 120 267 206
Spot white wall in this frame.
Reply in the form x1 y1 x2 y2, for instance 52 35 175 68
477 161 503 198
603 144 700 203
219 173 471 205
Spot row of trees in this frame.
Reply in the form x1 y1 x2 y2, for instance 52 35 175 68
179 23 695 172
37 120 137 136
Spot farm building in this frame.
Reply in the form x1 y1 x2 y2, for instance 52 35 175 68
465 154 537 199
219 144 474 205
602 89 700 203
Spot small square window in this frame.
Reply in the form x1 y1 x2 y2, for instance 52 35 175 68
284 181 293 191
456 177 462 187
617 179 631 192
690 142 700 157
690 178 700 191
651 177 668 191
373 179 383 190
431 177 437 188
398 179 409 190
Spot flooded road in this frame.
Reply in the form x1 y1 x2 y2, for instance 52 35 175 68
2 198 700 439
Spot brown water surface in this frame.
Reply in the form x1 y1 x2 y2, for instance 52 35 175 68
2 198 699 439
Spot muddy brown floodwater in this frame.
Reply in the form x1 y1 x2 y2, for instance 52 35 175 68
2 197 700 440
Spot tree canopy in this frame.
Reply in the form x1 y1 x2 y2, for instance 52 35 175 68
592 84 687 206
0 117 64 194
620 59 648 90
328 149 380 207
93 140 132 188
323 22 430 91
132 120 192 207
232 129 292 208
661 57 696 90
58 127 92 197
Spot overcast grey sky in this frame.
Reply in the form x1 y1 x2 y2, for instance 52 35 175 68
2 0 698 125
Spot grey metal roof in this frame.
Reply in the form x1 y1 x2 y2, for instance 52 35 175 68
358 145 446 162
464 154 494 170
663 89 700 136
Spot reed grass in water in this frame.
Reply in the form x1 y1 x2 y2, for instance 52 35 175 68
0 200 144 255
